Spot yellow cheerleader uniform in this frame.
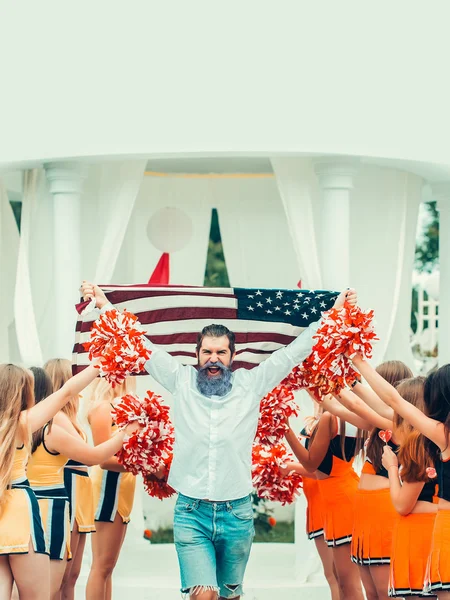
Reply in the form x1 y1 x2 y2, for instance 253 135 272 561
91 422 136 524
0 444 47 555
27 426 71 560
64 431 95 533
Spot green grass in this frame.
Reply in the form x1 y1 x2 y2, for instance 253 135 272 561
144 521 294 544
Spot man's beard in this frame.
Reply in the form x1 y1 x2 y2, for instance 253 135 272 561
196 361 233 397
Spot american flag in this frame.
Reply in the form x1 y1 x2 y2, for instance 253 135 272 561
72 285 338 374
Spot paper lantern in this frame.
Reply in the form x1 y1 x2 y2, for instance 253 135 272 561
146 207 193 253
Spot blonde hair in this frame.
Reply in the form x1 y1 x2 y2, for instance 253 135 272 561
86 377 136 423
0 364 34 508
44 358 83 437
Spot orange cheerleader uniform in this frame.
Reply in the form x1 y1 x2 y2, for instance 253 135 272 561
300 428 324 539
389 492 436 596
351 444 399 566
303 478 325 539
425 457 450 594
316 420 360 547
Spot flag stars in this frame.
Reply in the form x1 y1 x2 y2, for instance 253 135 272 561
266 309 273 314
297 293 304 298
266 297 273 304
310 307 317 314
294 305 300 310
248 306 254 311
247 294 254 299
302 312 308 319
255 290 263 296
284 309 292 316
276 291 283 299
257 301 263 308
274 306 281 311
320 301 326 308
283 302 290 306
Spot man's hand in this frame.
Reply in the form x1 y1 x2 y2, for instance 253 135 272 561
80 281 109 309
333 288 357 309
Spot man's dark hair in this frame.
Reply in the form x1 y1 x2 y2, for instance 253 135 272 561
196 324 236 355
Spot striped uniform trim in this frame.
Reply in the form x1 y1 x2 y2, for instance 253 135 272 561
95 471 122 522
325 533 352 547
427 581 450 591
64 468 89 530
32 486 70 560
307 528 324 540
11 481 47 555
351 555 391 566
389 589 435 597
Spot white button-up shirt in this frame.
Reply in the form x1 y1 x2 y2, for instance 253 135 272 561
144 320 321 501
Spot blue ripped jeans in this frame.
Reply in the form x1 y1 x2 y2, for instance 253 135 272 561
173 493 255 598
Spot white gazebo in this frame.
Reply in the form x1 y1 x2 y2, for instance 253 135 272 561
1 3 450 598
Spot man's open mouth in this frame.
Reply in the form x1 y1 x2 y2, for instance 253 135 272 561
207 366 221 376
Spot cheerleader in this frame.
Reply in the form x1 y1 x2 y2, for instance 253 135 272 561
285 413 367 598
379 377 437 598
283 411 342 599
27 367 138 600
0 362 98 600
326 362 412 600
85 377 137 600
44 358 95 600
351 355 450 600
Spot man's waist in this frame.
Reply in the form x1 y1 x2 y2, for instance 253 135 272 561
177 491 252 506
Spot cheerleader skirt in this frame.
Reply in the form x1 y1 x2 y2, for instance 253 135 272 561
64 468 95 533
389 511 436 597
91 466 136 524
34 486 72 560
0 480 47 555
351 487 397 565
425 509 450 593
317 471 359 547
303 478 324 540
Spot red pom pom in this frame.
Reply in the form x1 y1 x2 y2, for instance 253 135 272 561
287 305 378 401
113 391 175 494
83 308 152 386
256 385 299 445
252 443 303 505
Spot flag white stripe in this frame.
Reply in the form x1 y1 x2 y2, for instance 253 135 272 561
100 286 235 295
97 294 238 314
78 318 304 340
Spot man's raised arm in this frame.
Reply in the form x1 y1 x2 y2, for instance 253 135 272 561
246 288 358 400
80 281 182 394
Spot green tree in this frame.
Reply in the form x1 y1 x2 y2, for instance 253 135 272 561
415 201 439 272
204 209 230 287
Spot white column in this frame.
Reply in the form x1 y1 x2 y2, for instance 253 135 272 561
433 183 450 366
314 158 359 290
44 162 87 359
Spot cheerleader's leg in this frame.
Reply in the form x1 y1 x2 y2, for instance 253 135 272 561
9 542 50 600
314 536 341 600
0 556 13 598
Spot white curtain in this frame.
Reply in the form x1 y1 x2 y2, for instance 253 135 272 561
215 177 300 288
14 170 44 365
350 166 422 367
94 161 147 283
271 158 323 290
0 180 20 362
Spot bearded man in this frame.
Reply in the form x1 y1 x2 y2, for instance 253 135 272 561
80 281 357 600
